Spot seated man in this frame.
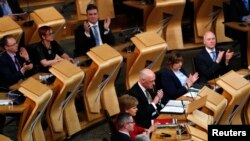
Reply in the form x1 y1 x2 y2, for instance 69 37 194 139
194 31 234 85
0 35 34 89
0 35 34 134
74 3 115 57
0 0 28 20
111 112 134 141
128 68 164 128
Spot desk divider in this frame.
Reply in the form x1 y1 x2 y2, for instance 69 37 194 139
18 77 52 141
47 60 84 138
126 32 167 89
216 70 250 124
84 44 122 121
26 7 65 45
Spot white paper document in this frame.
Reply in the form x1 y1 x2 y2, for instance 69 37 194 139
160 106 185 114
161 100 190 114
0 99 12 105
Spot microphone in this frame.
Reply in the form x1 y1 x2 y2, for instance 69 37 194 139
186 83 195 101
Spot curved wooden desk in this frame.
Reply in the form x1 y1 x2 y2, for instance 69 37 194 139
125 32 167 89
145 0 185 50
0 94 29 141
83 44 122 122
193 0 231 43
0 16 23 45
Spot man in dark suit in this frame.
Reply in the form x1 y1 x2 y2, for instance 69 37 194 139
194 31 234 85
74 3 115 57
0 0 28 20
111 112 134 141
0 35 34 134
128 68 164 128
0 35 34 89
230 0 250 22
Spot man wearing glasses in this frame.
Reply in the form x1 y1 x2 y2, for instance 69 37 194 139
111 112 135 141
0 34 34 89
128 68 164 129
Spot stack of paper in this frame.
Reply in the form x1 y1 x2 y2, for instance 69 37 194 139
160 100 190 114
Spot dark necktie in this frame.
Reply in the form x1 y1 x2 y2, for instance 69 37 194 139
14 56 21 71
92 25 101 45
145 90 152 104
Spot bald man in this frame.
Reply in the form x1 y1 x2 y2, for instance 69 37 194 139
194 31 234 85
128 68 164 128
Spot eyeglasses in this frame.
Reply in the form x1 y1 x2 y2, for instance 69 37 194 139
6 42 17 47
45 31 54 36
126 121 135 124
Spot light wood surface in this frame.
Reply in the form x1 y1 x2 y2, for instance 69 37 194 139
83 44 122 122
0 16 23 45
217 71 250 124
125 32 167 89
145 0 186 50
18 77 53 141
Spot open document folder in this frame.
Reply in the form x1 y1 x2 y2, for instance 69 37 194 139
160 100 190 114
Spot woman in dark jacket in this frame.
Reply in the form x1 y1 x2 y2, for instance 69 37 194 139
158 51 199 100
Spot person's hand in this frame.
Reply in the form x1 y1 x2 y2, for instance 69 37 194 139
21 63 33 73
104 16 111 30
83 21 90 34
186 72 199 87
147 123 158 133
225 49 234 61
216 50 224 63
152 89 163 104
19 47 30 61
225 49 234 64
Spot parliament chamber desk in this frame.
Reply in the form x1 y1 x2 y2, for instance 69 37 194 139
0 93 30 141
224 22 250 66
151 113 190 141
123 1 153 28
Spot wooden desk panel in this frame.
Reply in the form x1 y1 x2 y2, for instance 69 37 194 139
0 93 30 141
19 0 65 8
